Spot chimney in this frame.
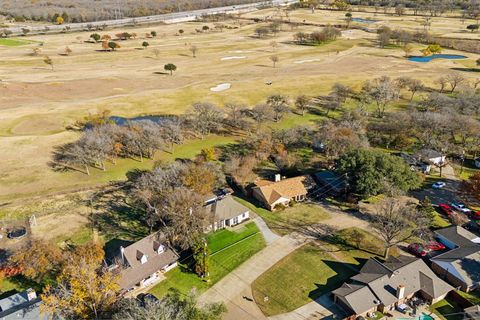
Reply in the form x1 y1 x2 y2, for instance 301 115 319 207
26 288 37 301
274 174 281 182
396 284 405 300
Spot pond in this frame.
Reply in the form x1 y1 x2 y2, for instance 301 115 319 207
408 54 467 63
352 17 379 24
109 115 174 125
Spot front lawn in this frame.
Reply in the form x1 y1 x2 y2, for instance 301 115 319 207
234 198 331 236
335 227 385 256
150 222 265 297
252 243 372 316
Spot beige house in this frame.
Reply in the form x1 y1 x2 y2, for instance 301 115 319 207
252 174 315 210
117 232 179 292
204 195 250 232
333 256 452 318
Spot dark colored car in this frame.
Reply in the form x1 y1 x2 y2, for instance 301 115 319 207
425 241 446 251
137 293 159 306
468 211 480 220
408 243 427 257
438 204 454 216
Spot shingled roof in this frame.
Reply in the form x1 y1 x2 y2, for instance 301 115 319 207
253 175 314 206
119 232 178 290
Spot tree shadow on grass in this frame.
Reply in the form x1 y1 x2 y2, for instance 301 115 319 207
450 67 480 73
87 186 149 244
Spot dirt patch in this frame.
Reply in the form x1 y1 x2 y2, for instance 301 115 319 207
32 211 90 241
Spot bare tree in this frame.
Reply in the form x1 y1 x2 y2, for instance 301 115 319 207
362 76 399 117
190 102 224 138
43 55 54 70
189 45 197 58
295 95 310 116
446 73 466 93
266 94 290 122
269 55 279 68
371 197 431 258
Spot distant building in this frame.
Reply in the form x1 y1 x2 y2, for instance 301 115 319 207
431 226 480 292
0 289 50 320
252 174 315 210
397 152 431 174
204 194 250 232
116 232 179 292
474 157 480 169
312 171 348 196
332 256 452 318
414 149 446 166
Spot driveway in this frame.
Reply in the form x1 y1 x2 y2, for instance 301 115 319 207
268 294 346 320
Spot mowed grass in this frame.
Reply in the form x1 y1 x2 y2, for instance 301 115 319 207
234 198 331 236
150 222 265 297
430 297 463 320
252 243 372 316
0 38 33 47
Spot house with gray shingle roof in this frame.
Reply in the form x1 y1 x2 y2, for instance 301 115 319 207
116 232 179 292
431 226 480 292
204 195 250 231
332 256 452 317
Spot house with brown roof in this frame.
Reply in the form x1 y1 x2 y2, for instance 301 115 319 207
252 174 315 210
116 232 179 292
332 256 452 318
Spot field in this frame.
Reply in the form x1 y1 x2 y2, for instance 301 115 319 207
0 6 479 243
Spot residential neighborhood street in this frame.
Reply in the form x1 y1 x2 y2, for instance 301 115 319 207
411 165 461 205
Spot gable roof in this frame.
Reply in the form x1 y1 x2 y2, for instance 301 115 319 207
204 195 250 222
253 175 314 206
333 257 452 315
432 226 480 287
415 149 444 161
332 283 379 314
119 232 178 290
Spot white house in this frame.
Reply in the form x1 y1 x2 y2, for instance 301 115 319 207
415 149 446 166
204 195 250 231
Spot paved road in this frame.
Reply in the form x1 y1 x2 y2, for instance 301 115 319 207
411 165 461 205
5 0 299 36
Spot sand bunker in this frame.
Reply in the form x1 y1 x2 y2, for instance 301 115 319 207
294 59 321 64
221 56 246 61
210 83 231 92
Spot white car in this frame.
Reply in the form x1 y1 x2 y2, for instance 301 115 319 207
451 202 472 213
432 182 446 189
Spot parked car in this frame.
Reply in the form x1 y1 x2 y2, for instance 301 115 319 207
438 204 454 216
463 221 480 233
137 293 159 306
408 243 427 257
451 202 472 213
425 241 446 251
467 211 480 220
432 181 446 189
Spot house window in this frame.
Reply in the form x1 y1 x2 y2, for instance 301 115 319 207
233 217 239 225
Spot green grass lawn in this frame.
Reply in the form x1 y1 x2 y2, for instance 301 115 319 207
431 212 451 229
150 222 265 297
335 227 385 256
0 38 33 47
252 243 372 316
234 198 331 236
430 297 464 320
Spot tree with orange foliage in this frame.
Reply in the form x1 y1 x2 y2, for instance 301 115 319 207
463 172 480 201
9 238 63 284
41 242 120 320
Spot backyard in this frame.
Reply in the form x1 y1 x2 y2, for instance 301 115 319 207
149 222 265 297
